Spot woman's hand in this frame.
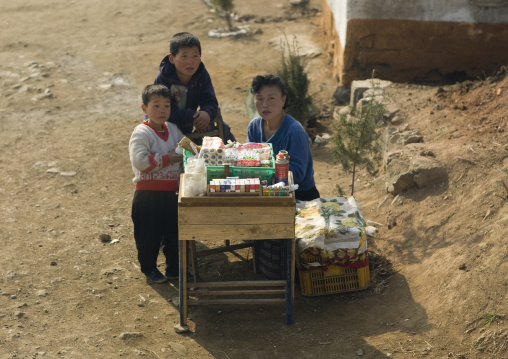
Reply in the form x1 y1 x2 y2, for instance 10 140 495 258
193 111 211 133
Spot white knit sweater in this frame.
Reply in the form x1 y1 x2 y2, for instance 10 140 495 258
129 121 184 191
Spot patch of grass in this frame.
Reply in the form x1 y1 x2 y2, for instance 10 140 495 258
368 251 395 295
335 184 345 196
480 312 505 326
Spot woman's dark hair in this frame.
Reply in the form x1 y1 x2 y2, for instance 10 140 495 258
142 84 171 106
251 74 288 109
170 32 201 56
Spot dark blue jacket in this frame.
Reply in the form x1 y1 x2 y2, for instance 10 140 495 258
154 56 218 135
247 114 316 192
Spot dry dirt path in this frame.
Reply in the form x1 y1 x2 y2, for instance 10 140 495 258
1 1 507 358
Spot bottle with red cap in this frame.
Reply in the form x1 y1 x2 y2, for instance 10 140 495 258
274 151 289 185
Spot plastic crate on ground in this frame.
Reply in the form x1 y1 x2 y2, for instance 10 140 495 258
297 251 370 296
298 264 370 296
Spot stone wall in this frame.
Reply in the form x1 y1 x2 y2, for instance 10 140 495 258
322 0 508 86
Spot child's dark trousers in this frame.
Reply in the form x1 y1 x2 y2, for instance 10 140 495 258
131 190 179 274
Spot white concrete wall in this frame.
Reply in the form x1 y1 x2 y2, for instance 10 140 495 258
326 0 508 48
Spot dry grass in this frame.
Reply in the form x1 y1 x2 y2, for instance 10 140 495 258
368 251 395 294
473 329 507 356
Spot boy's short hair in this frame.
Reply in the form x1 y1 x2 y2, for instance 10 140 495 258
251 74 288 109
170 32 202 56
142 84 171 106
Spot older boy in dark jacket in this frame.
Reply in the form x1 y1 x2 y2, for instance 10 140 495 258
153 32 220 137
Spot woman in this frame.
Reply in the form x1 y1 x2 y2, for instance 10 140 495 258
247 74 320 279
247 74 320 200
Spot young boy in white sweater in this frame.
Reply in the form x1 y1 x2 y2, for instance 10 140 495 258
129 84 184 283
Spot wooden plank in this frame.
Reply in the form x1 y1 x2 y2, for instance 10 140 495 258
194 241 255 257
179 223 295 241
207 190 261 197
188 298 286 306
190 289 286 296
179 195 295 207
179 206 295 225
188 280 286 288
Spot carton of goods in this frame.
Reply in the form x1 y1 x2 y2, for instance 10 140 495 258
179 136 201 156
295 196 370 296
184 139 275 183
199 136 226 166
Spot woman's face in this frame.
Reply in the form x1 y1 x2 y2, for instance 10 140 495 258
254 85 286 123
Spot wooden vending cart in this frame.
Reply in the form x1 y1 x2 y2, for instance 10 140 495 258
175 173 296 332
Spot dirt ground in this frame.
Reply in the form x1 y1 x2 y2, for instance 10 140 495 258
1 0 507 358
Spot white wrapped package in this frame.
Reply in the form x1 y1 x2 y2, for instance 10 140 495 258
201 136 225 150
199 136 226 166
295 196 367 255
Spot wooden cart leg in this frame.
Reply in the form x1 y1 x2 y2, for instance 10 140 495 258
175 240 190 333
252 241 259 274
188 240 199 283
285 237 294 325
291 236 295 302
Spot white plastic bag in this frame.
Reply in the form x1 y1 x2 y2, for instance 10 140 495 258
184 158 207 196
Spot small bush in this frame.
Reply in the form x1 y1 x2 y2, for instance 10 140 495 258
278 36 315 128
211 0 235 31
330 73 385 196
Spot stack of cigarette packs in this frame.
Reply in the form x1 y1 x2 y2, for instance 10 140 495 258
262 186 290 197
209 178 261 193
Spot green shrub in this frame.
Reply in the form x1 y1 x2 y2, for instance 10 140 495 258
330 73 385 196
211 0 235 31
278 36 314 128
